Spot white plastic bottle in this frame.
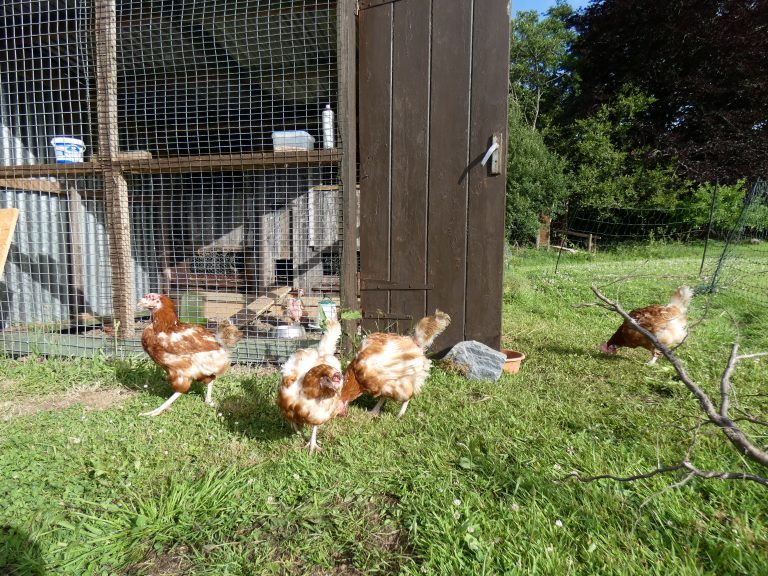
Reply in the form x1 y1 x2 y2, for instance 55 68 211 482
321 104 335 149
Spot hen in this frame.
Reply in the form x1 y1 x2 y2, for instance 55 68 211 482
284 288 305 325
339 310 451 417
277 319 343 452
137 293 242 416
599 285 693 364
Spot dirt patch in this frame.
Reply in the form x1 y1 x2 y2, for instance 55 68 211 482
0 386 135 421
126 545 194 576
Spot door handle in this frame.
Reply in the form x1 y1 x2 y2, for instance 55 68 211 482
480 133 502 175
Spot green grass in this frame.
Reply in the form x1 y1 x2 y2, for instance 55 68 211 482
2 243 767 575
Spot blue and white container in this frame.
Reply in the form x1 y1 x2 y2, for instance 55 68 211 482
50 137 86 163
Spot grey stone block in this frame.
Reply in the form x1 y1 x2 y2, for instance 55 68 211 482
445 340 506 382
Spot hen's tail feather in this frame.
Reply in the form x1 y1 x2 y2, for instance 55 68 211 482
413 310 451 350
669 285 693 312
316 319 342 357
216 320 243 349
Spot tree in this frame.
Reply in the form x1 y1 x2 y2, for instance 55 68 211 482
506 102 568 242
568 0 768 184
506 4 575 243
567 85 681 211
509 3 577 131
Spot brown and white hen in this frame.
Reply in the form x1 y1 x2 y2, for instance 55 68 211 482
277 319 343 452
339 310 451 417
599 285 693 364
137 292 242 416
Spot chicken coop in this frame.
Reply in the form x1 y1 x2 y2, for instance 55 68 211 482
0 0 509 361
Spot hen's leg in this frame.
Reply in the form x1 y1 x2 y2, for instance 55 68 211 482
200 375 215 406
370 398 386 416
397 399 411 417
140 392 183 417
291 421 301 433
646 350 661 365
306 425 320 453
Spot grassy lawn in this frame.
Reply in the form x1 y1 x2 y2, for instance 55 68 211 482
1 243 767 575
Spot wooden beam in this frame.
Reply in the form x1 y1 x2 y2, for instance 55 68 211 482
0 150 341 180
0 178 62 194
96 0 135 337
339 0 359 351
117 150 342 174
0 163 102 178
64 181 91 323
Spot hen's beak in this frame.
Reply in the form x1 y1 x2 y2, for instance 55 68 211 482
330 372 343 392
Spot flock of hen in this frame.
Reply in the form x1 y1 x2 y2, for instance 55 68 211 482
135 285 692 453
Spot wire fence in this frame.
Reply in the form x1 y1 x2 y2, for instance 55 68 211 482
553 179 767 348
0 0 345 362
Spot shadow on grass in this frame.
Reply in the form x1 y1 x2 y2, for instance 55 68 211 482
216 375 291 442
0 525 45 576
109 358 220 403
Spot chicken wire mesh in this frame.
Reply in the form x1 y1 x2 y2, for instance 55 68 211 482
0 0 345 362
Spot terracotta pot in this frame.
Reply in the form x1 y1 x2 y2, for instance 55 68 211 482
501 349 525 374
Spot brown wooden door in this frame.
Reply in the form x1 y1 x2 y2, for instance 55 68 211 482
358 0 510 353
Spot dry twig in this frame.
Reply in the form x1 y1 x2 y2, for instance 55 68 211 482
565 286 768 488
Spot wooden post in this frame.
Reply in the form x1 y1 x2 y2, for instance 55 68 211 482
338 0 359 352
536 214 551 249
95 0 135 337
65 181 94 322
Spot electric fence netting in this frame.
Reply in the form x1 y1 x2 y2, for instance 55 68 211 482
553 179 768 349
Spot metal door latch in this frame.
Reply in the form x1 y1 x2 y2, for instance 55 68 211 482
480 133 502 175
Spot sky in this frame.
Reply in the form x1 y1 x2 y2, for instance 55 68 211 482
512 0 591 16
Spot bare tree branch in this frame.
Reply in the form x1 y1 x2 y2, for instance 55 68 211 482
720 343 739 417
681 462 768 487
564 465 685 484
591 285 768 470
732 409 768 429
736 352 768 361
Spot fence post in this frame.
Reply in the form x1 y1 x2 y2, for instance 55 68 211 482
699 183 718 276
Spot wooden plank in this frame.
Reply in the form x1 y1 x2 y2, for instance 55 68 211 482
0 332 317 364
117 150 342 174
464 0 510 350
426 0 473 354
0 209 19 277
64 182 92 322
0 178 61 194
358 0 393 333
389 0 431 333
0 163 102 178
96 0 135 337
0 150 341 179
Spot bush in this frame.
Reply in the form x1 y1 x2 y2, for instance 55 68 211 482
506 103 569 243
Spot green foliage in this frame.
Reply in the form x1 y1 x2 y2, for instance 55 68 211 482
509 3 577 130
568 0 768 184
506 103 569 243
679 181 750 232
506 4 577 244
567 85 681 211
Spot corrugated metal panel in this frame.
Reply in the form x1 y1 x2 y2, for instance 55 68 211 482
0 185 162 328
0 189 69 328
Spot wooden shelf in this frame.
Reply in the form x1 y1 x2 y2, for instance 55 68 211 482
0 149 342 179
